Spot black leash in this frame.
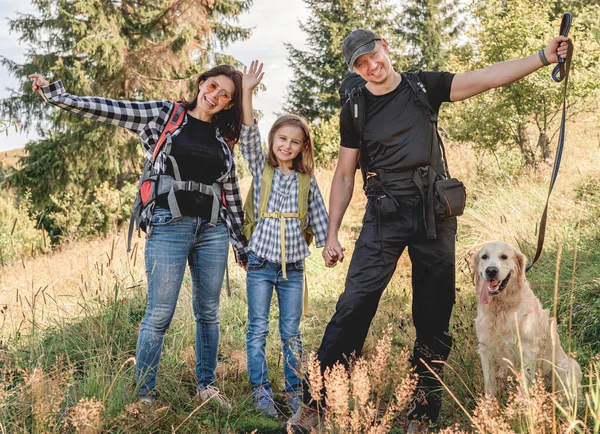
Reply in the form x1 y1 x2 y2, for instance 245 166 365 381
526 13 574 272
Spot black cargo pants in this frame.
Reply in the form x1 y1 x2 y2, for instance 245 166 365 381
303 192 456 422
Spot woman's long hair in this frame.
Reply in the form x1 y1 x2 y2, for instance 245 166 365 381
182 64 243 145
266 114 315 175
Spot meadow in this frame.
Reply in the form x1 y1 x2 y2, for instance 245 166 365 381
0 114 599 433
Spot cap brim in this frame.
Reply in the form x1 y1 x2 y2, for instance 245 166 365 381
348 39 378 72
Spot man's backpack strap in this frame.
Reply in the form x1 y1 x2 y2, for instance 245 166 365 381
401 72 451 178
345 87 369 186
401 72 436 121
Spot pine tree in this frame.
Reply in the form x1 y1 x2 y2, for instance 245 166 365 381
401 0 464 71
284 0 407 122
0 0 252 237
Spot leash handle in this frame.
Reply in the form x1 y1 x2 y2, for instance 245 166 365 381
527 13 573 272
552 13 573 82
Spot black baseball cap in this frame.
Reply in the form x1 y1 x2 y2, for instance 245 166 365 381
342 29 382 71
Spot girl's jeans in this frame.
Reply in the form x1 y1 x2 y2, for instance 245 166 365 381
246 251 304 393
136 206 228 398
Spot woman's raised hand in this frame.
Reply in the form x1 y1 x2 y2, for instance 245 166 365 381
28 74 49 93
242 60 264 91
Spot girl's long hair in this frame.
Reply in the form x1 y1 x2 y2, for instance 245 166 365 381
181 64 243 145
266 114 315 175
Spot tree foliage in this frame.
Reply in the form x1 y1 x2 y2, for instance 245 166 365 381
284 0 408 123
1 0 252 238
400 0 464 71
444 0 600 166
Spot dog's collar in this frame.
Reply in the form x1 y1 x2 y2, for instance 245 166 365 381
489 271 512 296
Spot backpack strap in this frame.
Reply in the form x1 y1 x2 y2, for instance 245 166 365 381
297 171 314 314
258 163 275 220
127 102 185 252
401 72 450 178
152 103 185 163
297 172 314 245
345 87 369 187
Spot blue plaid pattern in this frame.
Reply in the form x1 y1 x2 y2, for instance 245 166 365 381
240 123 328 264
42 80 249 262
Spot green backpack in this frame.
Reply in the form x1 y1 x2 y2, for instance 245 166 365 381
242 163 315 312
242 162 314 247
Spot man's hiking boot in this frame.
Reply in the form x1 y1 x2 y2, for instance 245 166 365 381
405 419 430 434
285 405 319 433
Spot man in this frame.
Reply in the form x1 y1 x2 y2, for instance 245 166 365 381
287 29 570 433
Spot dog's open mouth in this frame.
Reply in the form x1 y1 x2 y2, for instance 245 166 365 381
479 272 511 304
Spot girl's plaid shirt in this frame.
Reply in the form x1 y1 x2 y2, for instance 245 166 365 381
240 122 328 264
41 81 249 262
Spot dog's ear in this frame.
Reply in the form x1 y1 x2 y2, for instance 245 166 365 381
515 248 527 285
472 250 481 289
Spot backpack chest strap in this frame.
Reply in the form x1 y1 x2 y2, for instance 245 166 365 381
157 176 222 225
261 211 302 280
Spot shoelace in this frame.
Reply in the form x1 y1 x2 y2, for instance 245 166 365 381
198 385 231 407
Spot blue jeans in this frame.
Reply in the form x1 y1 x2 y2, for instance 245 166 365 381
246 251 304 393
136 206 229 398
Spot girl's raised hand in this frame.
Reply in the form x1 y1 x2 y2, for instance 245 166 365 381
242 60 264 91
28 74 49 94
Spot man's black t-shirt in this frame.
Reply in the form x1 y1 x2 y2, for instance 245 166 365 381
155 115 225 218
340 71 454 179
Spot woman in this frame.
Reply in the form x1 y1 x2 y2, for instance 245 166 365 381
30 64 249 406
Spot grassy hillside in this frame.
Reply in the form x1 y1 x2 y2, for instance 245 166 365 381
0 147 25 169
0 115 599 433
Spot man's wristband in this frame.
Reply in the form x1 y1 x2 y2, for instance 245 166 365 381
538 49 550 66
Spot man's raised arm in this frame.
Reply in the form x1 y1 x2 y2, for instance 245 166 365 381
450 36 570 102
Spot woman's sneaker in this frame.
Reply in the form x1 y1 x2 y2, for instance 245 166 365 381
196 384 232 410
254 386 277 417
139 394 155 406
284 390 302 415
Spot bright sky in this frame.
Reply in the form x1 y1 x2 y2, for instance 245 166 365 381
0 0 309 151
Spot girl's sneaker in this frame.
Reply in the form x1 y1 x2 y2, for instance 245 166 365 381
196 384 232 410
284 390 302 415
254 386 277 417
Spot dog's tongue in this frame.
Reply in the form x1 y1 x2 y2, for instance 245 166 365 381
479 280 501 304
479 281 489 304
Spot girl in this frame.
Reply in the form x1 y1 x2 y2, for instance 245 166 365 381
30 65 248 407
240 61 328 417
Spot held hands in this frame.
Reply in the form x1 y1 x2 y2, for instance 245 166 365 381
242 60 264 92
28 74 49 97
542 36 571 64
322 237 346 268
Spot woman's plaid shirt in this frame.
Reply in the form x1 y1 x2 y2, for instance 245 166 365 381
41 80 249 262
240 122 328 264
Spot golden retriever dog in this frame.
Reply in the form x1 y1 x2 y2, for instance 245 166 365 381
473 241 581 401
